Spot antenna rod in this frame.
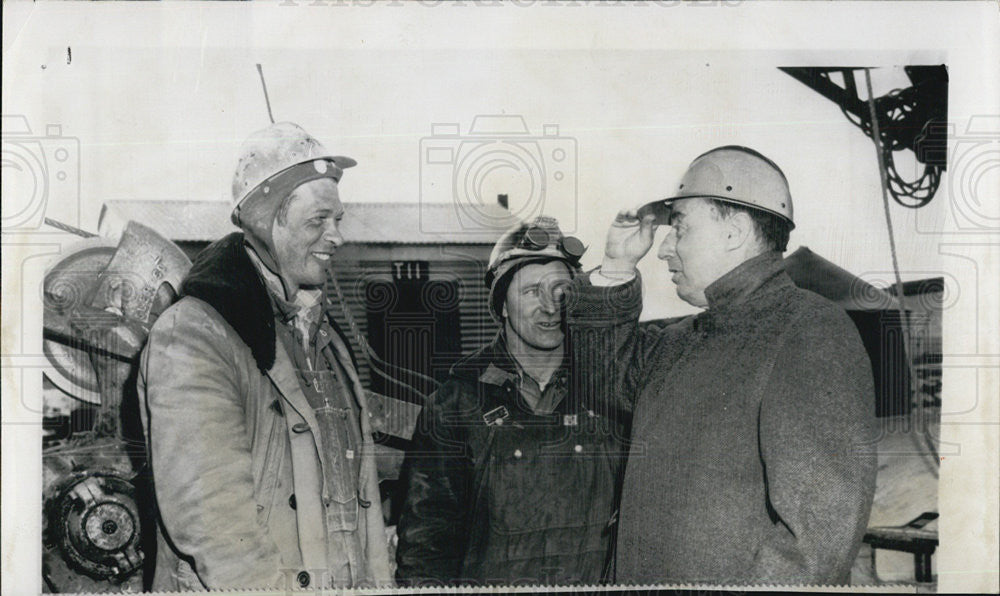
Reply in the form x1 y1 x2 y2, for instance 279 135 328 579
44 217 96 238
256 63 276 124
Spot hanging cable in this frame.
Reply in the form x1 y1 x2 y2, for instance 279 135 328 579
326 271 439 399
841 78 942 208
863 68 939 472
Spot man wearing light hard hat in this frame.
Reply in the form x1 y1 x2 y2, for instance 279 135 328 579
396 216 625 586
567 146 877 585
139 122 392 590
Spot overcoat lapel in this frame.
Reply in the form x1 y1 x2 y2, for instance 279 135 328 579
265 338 328 570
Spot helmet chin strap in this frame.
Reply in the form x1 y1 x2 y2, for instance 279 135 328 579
243 234 297 302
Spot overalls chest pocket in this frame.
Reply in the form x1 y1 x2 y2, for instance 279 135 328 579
485 419 615 535
312 401 360 533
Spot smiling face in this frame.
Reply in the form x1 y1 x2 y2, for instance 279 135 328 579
271 178 345 295
502 260 573 352
656 197 735 307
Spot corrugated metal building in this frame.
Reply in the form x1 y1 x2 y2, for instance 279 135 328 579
99 200 516 403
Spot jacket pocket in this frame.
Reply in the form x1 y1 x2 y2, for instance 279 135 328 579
324 494 359 533
255 412 286 528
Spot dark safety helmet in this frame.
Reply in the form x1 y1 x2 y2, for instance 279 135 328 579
485 215 586 321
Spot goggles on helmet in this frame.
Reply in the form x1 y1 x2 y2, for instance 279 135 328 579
484 218 586 290
485 216 584 320
513 224 586 260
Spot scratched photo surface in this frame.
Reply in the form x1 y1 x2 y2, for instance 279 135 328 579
2 2 997 594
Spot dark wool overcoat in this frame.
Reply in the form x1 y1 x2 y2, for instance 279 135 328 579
567 251 878 586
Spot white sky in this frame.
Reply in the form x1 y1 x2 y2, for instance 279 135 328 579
5 2 996 319
2 5 999 591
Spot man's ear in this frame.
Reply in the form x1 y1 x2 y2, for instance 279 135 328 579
501 302 508 319
724 211 754 251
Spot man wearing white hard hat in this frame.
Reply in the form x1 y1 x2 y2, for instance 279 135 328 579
567 146 877 585
138 122 391 590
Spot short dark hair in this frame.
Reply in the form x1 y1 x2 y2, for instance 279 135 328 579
708 199 791 253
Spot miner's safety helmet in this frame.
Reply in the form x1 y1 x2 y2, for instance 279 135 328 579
639 145 795 229
230 121 357 225
485 215 586 321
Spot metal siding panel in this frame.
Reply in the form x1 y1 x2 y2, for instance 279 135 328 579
327 263 375 389
329 256 499 393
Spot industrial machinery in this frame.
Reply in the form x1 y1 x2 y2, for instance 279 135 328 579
42 221 191 593
780 66 948 208
781 65 946 585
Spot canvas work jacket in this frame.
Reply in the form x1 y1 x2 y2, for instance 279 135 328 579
566 251 878 586
137 233 392 591
395 334 626 586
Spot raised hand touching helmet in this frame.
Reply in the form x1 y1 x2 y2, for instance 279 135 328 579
569 146 876 586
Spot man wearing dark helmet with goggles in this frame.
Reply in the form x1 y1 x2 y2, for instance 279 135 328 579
484 218 586 358
396 216 625 586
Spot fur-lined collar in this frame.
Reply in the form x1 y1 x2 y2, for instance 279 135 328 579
180 232 359 375
180 233 277 372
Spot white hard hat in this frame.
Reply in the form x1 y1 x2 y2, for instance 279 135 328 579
640 146 794 228
230 122 356 223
